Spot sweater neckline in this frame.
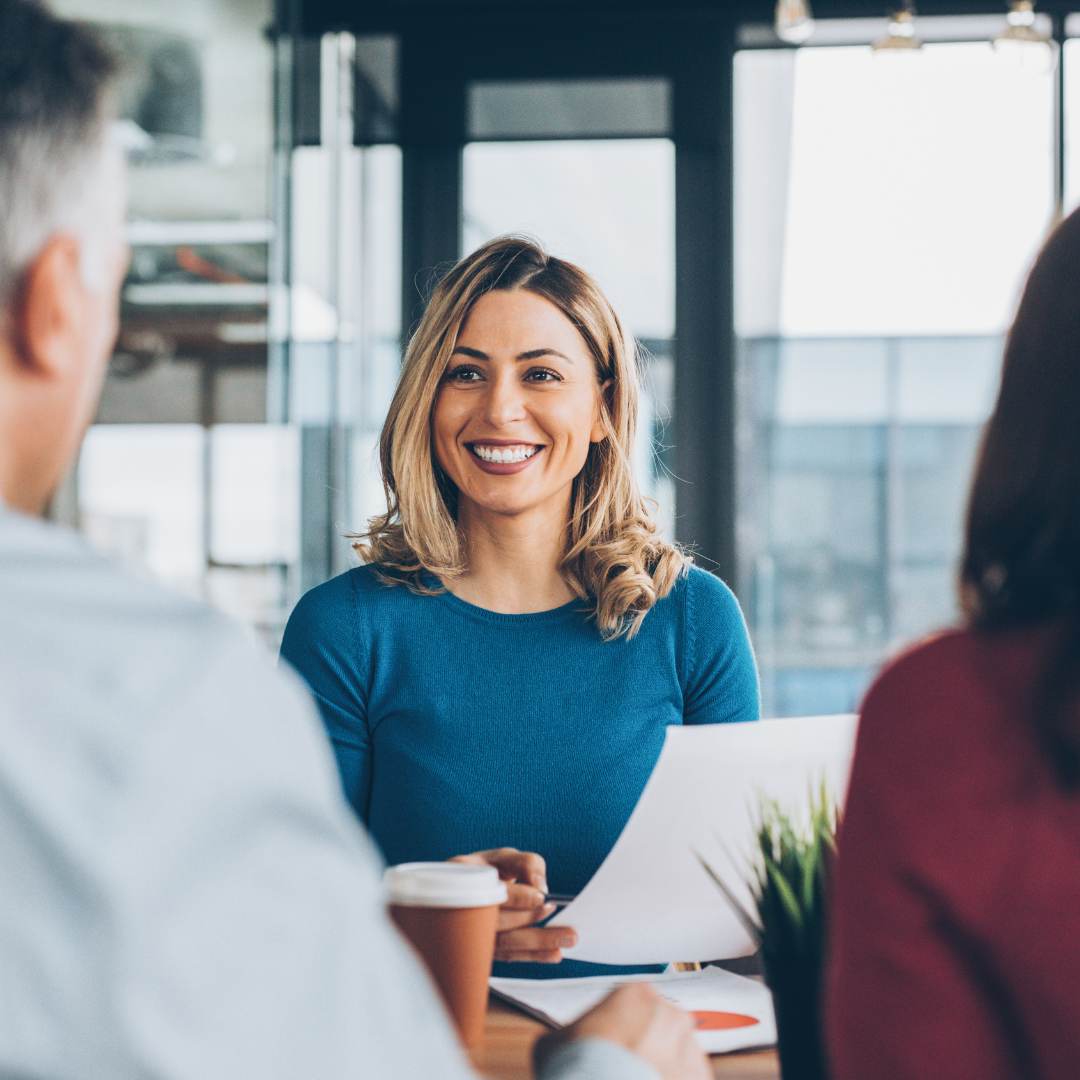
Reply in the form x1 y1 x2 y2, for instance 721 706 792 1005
433 582 589 628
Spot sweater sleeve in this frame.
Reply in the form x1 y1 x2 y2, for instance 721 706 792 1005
825 649 1020 1080
679 567 760 726
278 573 373 823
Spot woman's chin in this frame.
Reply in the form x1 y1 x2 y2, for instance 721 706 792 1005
463 496 540 519
457 486 553 520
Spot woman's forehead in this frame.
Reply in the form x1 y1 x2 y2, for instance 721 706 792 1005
456 289 588 356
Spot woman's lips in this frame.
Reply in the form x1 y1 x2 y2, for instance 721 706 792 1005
467 443 543 475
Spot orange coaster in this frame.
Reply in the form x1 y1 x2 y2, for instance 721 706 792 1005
691 1011 760 1031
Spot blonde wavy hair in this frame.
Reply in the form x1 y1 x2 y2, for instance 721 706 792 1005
355 235 687 639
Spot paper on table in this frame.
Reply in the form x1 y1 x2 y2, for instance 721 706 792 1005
548 714 859 965
489 966 776 1055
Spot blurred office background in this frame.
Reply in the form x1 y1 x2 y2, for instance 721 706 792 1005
50 0 1077 714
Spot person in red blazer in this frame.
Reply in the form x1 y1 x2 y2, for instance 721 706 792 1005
825 206 1080 1080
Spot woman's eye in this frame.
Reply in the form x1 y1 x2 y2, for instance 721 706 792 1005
447 366 482 383
525 368 561 383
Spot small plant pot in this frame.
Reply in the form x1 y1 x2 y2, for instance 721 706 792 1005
765 958 827 1080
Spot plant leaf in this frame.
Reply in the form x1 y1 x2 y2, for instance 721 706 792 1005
764 856 804 935
801 834 819 914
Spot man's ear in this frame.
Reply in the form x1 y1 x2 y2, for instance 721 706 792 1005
12 234 86 380
591 377 615 443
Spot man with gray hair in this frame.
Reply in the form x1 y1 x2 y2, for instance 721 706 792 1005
0 3 709 1079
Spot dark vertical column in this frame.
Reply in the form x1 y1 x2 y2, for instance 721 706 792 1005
673 19 736 585
399 31 466 341
401 148 463 333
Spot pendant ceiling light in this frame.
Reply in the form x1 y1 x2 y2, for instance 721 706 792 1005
873 4 923 51
993 1 1054 54
776 0 815 45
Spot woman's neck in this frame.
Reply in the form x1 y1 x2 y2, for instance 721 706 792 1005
443 497 575 614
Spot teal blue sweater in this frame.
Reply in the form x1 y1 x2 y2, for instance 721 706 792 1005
279 564 759 978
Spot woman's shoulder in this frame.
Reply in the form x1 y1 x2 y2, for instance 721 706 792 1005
636 564 747 645
667 563 744 628
680 562 739 600
647 564 757 720
853 626 1058 807
862 627 998 721
863 624 1057 737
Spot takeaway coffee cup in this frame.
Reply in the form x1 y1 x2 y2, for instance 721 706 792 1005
385 862 508 1048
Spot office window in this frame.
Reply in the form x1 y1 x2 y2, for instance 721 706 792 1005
735 41 1054 716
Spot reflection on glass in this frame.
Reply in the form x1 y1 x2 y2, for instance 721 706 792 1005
55 0 285 638
463 138 676 534
735 42 1053 716
78 423 301 642
79 425 206 588
210 425 299 567
53 10 403 641
351 146 404 542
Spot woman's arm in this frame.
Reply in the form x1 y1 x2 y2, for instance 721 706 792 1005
278 575 373 822
680 568 760 726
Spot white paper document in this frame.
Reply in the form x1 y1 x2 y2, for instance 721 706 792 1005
489 966 776 1055
548 714 859 965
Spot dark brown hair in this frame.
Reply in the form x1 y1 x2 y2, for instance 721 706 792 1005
961 206 1080 786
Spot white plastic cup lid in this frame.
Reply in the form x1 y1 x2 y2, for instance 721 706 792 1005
384 862 509 908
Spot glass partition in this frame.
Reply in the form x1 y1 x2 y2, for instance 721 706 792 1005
48 9 402 646
47 0 281 637
735 40 1055 716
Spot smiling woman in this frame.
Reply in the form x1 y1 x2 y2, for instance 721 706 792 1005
362 236 684 636
279 237 760 980
435 288 609 547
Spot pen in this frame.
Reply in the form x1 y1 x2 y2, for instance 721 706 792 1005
543 893 577 906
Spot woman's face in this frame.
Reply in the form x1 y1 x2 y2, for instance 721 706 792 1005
432 288 608 524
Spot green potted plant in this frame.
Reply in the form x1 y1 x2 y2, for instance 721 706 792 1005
700 785 839 1080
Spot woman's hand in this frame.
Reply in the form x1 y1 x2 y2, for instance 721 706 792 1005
535 983 711 1080
450 848 578 963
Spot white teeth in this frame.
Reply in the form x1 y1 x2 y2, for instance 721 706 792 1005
471 444 539 464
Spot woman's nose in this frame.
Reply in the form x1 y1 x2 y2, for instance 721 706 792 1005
482 373 527 426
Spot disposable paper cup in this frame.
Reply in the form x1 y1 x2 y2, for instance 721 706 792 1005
385 862 508 1048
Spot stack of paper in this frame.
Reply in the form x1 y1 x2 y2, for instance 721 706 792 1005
489 966 776 1055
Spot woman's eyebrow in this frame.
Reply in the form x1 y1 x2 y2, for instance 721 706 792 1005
451 345 574 362
517 348 573 362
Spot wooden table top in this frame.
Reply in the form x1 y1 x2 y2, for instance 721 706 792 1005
470 997 781 1080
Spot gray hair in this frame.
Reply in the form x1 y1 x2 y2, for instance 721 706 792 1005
0 0 117 311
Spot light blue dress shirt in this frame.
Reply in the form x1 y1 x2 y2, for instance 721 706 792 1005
0 503 656 1080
